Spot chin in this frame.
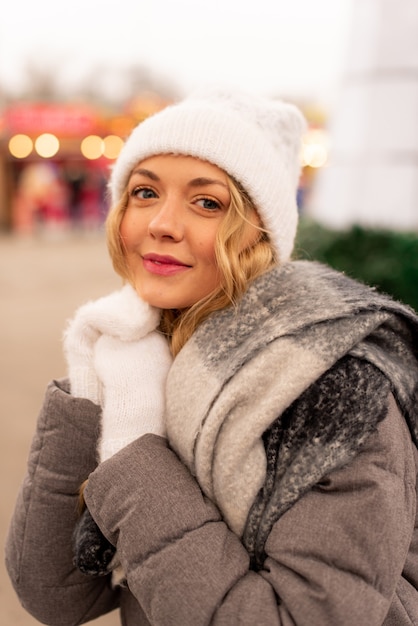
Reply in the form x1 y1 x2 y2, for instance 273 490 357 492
137 291 191 310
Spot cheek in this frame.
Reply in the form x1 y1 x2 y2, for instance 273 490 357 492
196 236 218 268
198 239 221 289
119 211 142 248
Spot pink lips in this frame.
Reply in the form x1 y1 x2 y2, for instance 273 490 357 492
142 253 191 277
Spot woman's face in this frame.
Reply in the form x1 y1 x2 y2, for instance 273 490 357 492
120 154 258 309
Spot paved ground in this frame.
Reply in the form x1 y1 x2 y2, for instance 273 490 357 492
0 232 122 625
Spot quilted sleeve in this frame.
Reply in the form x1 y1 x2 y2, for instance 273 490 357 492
5 379 120 625
84 393 416 625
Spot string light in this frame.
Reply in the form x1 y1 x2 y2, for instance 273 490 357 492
35 133 60 158
8 134 33 158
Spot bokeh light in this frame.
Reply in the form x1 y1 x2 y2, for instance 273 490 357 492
80 135 104 160
35 133 60 158
301 129 329 168
8 134 33 158
103 135 124 159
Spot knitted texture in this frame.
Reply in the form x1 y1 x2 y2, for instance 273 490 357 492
95 331 172 460
109 90 307 263
63 284 172 460
244 355 391 569
165 261 418 538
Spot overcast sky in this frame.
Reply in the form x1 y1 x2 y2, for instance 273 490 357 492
0 0 354 107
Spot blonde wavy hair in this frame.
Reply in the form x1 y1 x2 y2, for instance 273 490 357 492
106 175 278 356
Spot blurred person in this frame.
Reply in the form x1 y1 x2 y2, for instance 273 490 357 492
5 90 418 626
79 169 107 230
12 162 65 234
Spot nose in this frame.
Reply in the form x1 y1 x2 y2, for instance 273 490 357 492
148 196 184 241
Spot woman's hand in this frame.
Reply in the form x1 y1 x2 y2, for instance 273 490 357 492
63 284 161 403
72 507 116 577
93 331 172 460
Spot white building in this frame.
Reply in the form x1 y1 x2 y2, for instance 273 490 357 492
309 0 418 231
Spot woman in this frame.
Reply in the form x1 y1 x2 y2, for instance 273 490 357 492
5 90 418 625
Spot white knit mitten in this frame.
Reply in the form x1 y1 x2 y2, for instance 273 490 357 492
63 284 162 404
64 283 173 460
67 285 172 587
63 308 101 404
94 331 173 461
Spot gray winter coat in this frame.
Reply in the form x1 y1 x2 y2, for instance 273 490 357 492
5 262 418 625
5 380 418 625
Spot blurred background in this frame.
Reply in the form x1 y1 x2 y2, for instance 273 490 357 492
1 0 417 623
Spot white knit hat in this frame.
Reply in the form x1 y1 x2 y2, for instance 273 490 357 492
109 90 307 262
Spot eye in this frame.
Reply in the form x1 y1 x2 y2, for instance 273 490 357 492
195 197 222 211
131 186 157 199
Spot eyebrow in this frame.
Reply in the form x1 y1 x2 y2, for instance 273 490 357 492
188 177 229 190
130 168 160 181
130 169 229 190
